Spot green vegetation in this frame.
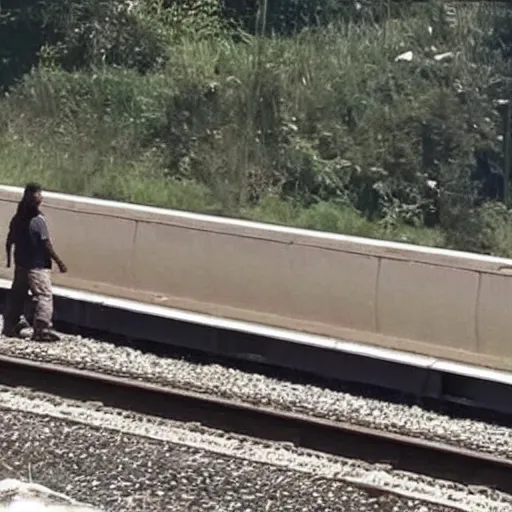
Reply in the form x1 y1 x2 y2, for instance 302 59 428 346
1 1 512 255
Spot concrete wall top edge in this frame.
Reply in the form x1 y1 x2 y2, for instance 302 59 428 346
2 184 512 274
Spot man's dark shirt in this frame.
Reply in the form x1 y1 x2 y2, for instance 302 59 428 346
9 213 52 270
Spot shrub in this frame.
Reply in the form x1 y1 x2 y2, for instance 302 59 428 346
1 2 512 256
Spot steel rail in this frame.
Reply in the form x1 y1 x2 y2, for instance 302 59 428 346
0 354 511 495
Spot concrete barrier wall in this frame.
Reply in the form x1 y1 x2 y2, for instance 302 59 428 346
2 185 512 371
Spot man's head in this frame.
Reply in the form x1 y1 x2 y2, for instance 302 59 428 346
23 182 43 207
16 183 43 219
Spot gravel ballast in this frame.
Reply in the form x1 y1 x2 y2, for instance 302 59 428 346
1 386 509 512
1 330 512 461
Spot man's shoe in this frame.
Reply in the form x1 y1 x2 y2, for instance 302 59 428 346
18 327 33 339
32 328 61 342
2 317 31 338
17 317 30 331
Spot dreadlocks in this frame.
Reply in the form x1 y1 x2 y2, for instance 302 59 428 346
15 182 42 221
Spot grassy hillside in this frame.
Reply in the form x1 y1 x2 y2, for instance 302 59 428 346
1 1 512 255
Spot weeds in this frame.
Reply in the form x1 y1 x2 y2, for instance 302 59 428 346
0 2 511 253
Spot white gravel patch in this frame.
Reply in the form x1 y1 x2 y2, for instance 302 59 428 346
0 387 510 512
1 331 512 462
0 479 100 511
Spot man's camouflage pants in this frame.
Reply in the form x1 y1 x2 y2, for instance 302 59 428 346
3 266 53 332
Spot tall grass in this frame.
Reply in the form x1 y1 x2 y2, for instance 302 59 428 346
0 3 510 252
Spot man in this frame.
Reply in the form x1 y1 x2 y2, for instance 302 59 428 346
3 183 67 341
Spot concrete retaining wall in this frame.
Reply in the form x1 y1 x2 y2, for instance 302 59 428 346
1 185 512 371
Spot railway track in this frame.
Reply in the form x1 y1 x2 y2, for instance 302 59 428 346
1 353 511 496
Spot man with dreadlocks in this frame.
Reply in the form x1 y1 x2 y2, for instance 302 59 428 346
3 183 67 341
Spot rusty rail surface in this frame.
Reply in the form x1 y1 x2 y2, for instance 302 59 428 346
1 354 511 494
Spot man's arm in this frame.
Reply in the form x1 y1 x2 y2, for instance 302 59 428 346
5 218 14 268
34 216 67 273
44 239 67 273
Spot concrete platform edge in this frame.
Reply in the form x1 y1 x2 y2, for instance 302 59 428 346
0 279 511 414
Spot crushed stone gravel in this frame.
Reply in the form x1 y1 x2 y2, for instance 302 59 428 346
1 331 512 462
0 387 503 512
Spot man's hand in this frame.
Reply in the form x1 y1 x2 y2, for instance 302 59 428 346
43 240 67 274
